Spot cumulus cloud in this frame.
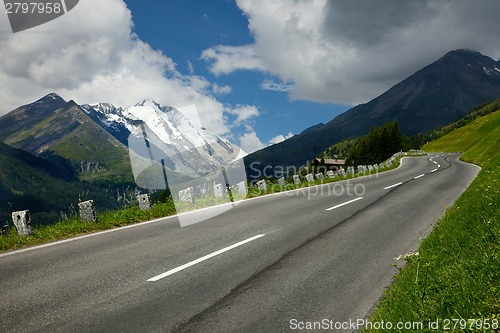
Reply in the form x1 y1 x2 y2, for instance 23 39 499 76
227 104 260 126
239 129 294 153
200 44 266 76
238 131 265 153
204 0 500 105
269 132 294 145
0 0 252 137
212 83 232 95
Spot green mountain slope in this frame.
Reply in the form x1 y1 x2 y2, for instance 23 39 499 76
0 141 121 229
244 49 500 179
424 109 500 168
0 95 134 183
0 93 67 140
427 99 500 142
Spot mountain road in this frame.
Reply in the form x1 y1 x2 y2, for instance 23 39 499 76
0 153 479 332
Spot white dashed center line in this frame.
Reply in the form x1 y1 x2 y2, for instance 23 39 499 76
147 234 266 282
326 197 363 211
384 182 403 190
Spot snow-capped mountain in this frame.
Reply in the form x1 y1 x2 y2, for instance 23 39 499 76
82 100 245 178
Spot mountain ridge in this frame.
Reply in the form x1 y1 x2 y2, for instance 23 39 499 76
0 97 134 183
244 49 500 179
0 94 244 185
1 50 499 185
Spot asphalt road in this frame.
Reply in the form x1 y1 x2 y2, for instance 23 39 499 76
0 153 479 332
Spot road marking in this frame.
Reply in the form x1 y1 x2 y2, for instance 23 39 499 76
431 169 438 173
61 0 68 13
326 197 363 211
384 182 403 190
414 174 425 179
147 234 266 282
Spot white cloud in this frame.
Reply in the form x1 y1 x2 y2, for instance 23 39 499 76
200 44 266 76
203 0 500 105
227 104 260 125
269 132 294 144
260 80 294 92
212 83 232 95
238 131 265 153
187 60 194 74
0 0 237 137
240 129 293 153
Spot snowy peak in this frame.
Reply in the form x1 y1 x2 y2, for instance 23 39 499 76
88 102 122 115
84 100 242 177
134 99 177 115
136 99 162 109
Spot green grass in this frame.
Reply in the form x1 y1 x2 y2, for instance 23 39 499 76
428 98 500 143
0 199 176 252
246 158 403 199
365 109 500 332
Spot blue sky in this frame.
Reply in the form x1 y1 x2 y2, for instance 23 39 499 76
1 0 500 153
122 0 348 149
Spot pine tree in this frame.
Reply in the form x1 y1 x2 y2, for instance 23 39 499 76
346 121 403 165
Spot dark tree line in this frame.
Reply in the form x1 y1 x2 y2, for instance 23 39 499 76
346 122 403 166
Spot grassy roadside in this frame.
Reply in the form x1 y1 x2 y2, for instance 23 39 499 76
0 153 409 253
0 198 177 252
246 152 424 199
365 110 500 331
